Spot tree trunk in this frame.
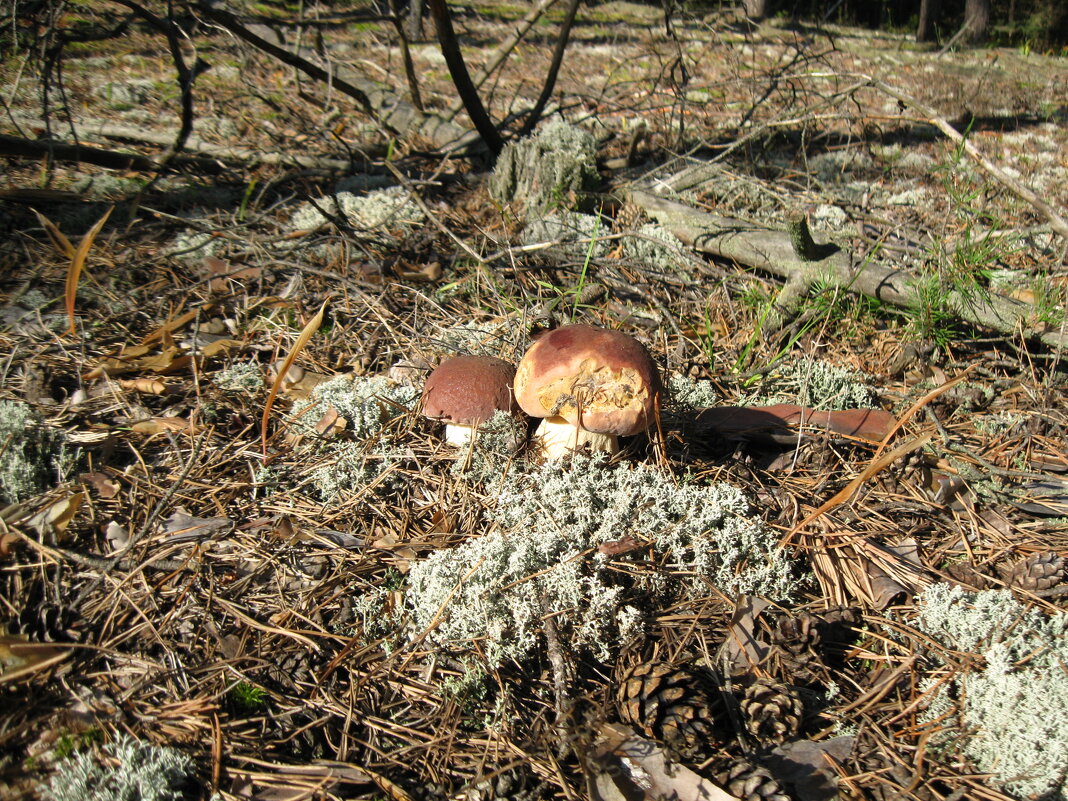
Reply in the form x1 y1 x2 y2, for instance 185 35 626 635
741 0 769 21
407 0 424 42
916 0 939 42
963 0 991 43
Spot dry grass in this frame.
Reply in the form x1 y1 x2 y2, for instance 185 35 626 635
2 2 1067 800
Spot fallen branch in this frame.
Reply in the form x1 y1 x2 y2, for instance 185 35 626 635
0 132 222 173
11 114 364 170
625 188 1068 351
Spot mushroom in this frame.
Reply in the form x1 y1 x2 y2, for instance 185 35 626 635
513 324 661 459
421 355 519 445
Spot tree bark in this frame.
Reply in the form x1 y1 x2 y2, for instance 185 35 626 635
963 0 991 43
916 0 939 42
741 0 769 20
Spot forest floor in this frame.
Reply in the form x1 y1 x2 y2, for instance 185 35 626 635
1 2 1068 800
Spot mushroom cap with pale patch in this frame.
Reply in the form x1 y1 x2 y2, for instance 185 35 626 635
513 324 660 437
421 355 519 425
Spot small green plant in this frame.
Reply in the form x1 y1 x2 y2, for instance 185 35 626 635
906 153 1019 344
53 728 102 761
228 681 268 714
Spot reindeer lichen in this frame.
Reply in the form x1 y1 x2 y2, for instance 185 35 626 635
488 118 599 216
916 583 1068 800
407 456 796 666
739 357 876 410
0 400 66 503
290 375 419 500
40 734 198 801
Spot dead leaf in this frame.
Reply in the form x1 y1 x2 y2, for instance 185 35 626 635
0 635 69 683
118 378 167 395
199 338 244 358
593 722 739 801
25 493 84 540
598 535 646 556
263 300 327 456
105 520 129 552
80 471 119 499
200 256 263 293
722 596 772 676
393 261 443 282
85 345 191 379
130 417 200 436
1011 478 1068 517
694 405 896 444
764 736 854 801
161 509 233 543
31 208 75 258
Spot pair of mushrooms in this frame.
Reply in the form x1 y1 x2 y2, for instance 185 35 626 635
421 324 661 460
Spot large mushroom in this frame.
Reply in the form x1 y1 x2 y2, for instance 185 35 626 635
421 355 519 446
513 324 661 459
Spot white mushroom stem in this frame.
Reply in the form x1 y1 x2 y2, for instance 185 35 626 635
443 423 477 446
532 416 618 460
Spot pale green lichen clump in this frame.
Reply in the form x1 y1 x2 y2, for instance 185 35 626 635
916 583 1068 800
740 357 876 410
488 118 599 216
211 360 264 392
289 375 420 500
0 400 66 503
667 374 720 409
407 455 796 666
289 186 425 235
41 734 198 801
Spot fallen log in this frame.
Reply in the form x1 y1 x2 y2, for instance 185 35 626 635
624 188 1068 351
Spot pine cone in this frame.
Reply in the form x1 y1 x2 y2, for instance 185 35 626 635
771 611 821 656
616 661 726 754
739 679 803 745
713 759 790 801
998 552 1065 591
612 202 646 232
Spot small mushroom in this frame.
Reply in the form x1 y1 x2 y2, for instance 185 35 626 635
421 355 519 445
513 324 661 459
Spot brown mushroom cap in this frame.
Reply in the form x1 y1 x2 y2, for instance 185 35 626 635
513 325 661 437
421 355 519 426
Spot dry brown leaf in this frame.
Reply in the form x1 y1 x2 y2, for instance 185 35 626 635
0 635 69 684
104 520 129 551
65 205 113 337
161 509 233 542
130 417 200 436
25 493 84 540
393 261 443 282
199 338 244 358
85 345 191 379
262 300 327 456
118 378 167 395
723 596 772 675
764 736 854 801
141 305 220 346
371 530 418 564
80 471 120 499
